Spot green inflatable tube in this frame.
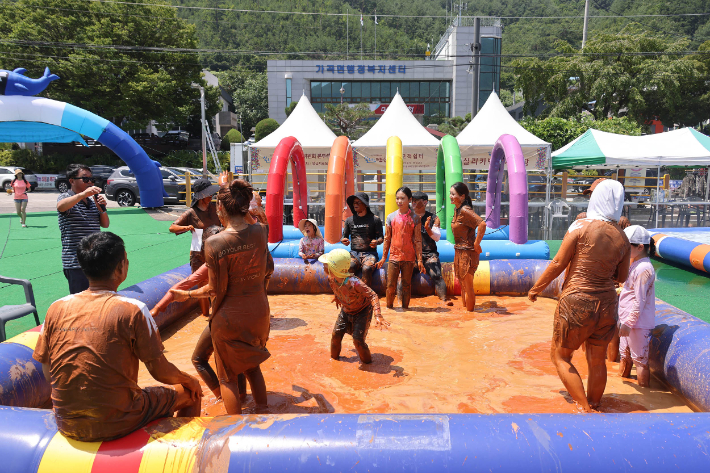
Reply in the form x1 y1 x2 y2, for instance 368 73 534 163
436 135 463 243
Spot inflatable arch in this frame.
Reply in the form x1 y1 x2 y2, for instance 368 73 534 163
486 134 529 244
0 96 165 207
384 136 403 217
435 135 464 244
265 136 309 243
324 136 355 243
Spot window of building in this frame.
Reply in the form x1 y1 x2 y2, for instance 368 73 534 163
478 37 501 110
309 80 452 119
286 78 292 107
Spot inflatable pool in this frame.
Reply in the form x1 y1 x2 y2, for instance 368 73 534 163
649 227 710 274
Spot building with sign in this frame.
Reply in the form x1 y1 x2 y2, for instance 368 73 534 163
266 17 501 125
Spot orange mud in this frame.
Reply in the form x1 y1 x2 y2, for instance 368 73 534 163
137 294 693 416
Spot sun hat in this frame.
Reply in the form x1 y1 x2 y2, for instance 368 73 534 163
318 249 353 278
298 218 323 239
346 192 371 214
191 178 220 207
13 169 23 176
624 225 651 245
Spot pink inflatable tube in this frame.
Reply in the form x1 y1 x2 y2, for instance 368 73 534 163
485 134 529 244
265 136 309 243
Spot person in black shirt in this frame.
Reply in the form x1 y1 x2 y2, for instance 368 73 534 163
341 192 384 288
411 191 447 301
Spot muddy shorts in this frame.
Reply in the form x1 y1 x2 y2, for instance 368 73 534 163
620 328 652 366
350 250 378 269
554 292 618 350
190 251 205 273
454 248 479 281
332 304 373 343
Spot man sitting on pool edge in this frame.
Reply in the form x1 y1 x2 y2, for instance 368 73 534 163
32 232 202 442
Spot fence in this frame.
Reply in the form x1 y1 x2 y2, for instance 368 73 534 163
178 169 710 240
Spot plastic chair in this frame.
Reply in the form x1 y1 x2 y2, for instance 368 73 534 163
545 199 571 239
0 275 40 342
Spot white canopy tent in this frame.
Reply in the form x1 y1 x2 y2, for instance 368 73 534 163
456 92 551 171
352 92 441 170
250 94 337 173
552 127 710 168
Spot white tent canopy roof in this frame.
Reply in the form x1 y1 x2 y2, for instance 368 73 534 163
352 92 440 170
552 128 710 168
252 94 336 149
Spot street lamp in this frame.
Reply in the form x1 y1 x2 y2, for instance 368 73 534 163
340 85 345 104
191 83 207 176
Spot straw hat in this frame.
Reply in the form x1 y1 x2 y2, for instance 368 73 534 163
318 249 353 278
298 218 323 239
13 169 23 176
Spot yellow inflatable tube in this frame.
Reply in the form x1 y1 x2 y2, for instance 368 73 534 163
385 136 403 217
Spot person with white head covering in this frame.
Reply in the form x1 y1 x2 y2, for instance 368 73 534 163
528 179 631 412
617 225 656 388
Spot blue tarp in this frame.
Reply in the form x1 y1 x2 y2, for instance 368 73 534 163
0 121 87 145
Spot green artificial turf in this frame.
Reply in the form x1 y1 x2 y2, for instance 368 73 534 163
546 240 710 323
0 208 192 339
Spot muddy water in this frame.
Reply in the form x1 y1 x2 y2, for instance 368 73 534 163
137 294 692 416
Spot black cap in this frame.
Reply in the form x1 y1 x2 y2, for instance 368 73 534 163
191 178 220 206
412 191 429 201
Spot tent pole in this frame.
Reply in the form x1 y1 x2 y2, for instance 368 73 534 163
247 146 252 183
545 147 551 241
655 164 661 228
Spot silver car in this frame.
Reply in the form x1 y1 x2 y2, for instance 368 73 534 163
105 166 186 207
0 166 38 191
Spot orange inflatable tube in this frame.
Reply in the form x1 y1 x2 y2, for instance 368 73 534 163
265 136 309 243
324 136 355 243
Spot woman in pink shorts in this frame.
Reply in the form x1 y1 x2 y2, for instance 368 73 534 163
618 225 656 388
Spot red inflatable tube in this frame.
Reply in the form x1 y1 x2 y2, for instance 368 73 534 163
265 136 309 243
324 136 355 243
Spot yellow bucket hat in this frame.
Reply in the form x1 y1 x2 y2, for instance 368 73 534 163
318 249 353 278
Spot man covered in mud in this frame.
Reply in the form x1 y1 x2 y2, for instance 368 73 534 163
528 180 630 412
411 191 447 301
33 232 203 442
341 192 384 287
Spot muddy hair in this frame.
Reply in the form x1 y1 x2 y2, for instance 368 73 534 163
217 178 253 216
202 225 224 245
451 181 473 208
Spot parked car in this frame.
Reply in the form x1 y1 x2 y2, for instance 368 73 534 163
172 167 218 181
572 176 597 194
105 166 187 207
54 165 117 193
0 166 38 191
527 175 547 197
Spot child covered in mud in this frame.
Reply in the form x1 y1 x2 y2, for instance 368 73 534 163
341 192 384 288
377 187 425 309
617 225 656 388
319 249 389 364
298 218 324 263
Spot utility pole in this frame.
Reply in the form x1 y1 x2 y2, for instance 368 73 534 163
471 17 481 118
346 8 349 59
582 0 590 48
191 84 208 176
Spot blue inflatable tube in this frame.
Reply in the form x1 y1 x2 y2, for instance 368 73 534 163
0 264 198 408
269 239 549 261
278 225 511 242
649 232 710 274
2 407 710 473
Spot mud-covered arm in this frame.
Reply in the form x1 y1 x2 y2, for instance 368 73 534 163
380 224 392 262
528 229 579 300
374 216 384 245
429 216 441 242
357 279 381 320
152 265 209 315
265 249 274 290
615 245 631 284
414 222 423 263
474 221 487 251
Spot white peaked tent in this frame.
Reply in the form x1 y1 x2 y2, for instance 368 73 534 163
250 94 337 172
352 92 441 170
456 92 551 170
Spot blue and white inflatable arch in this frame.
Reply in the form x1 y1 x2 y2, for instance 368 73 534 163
0 95 165 207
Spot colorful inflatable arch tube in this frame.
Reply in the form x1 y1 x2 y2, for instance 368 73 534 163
277 224 512 241
384 136 403 217
265 136 309 243
435 135 463 243
486 134 529 244
324 136 355 243
650 231 710 274
0 96 165 207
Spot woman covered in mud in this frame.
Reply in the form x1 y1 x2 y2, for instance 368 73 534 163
449 182 487 312
172 178 274 414
528 179 630 412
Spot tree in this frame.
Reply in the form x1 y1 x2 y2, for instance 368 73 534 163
285 101 298 117
0 0 221 130
255 118 279 141
519 115 643 151
214 68 268 138
322 103 374 139
513 28 710 127
220 129 244 151
438 113 472 136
